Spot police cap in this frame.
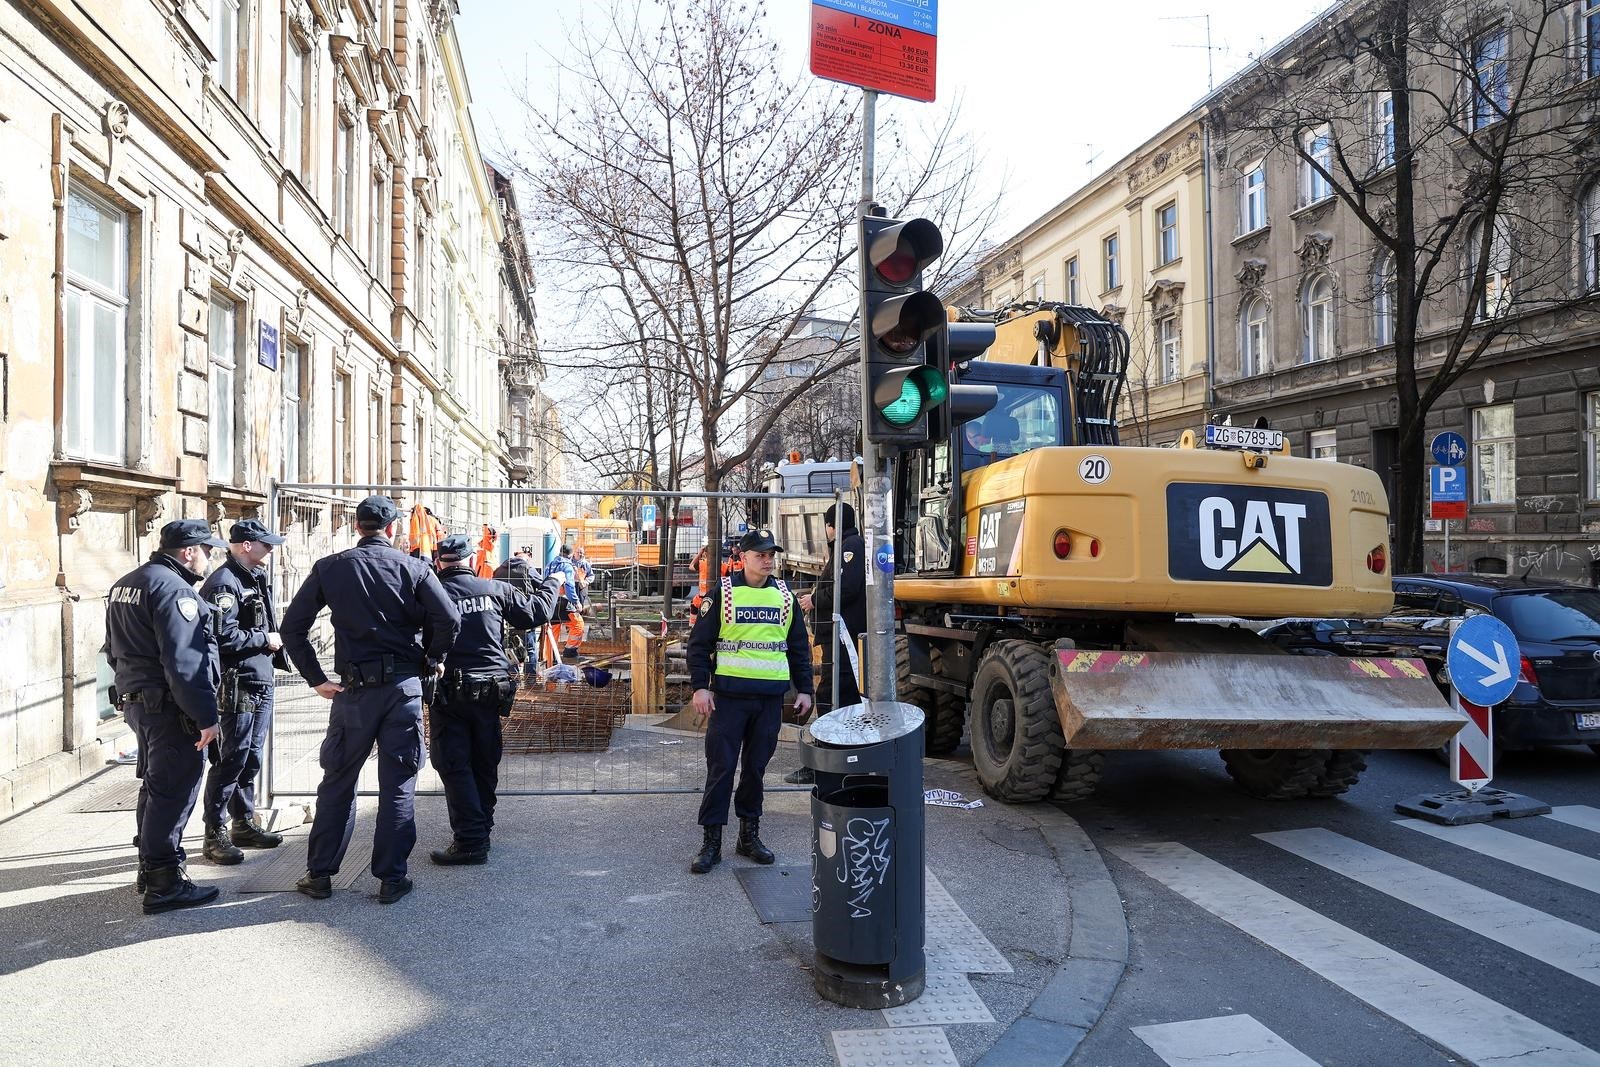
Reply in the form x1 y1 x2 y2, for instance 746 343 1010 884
437 534 472 560
356 494 400 525
159 519 226 550
739 528 783 553
229 517 286 545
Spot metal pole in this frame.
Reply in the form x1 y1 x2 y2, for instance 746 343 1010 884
831 487 844 710
1445 518 1452 574
857 89 895 704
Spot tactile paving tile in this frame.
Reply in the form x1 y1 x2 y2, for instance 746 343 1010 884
880 972 994 1028
735 864 812 923
71 780 142 812
831 1026 959 1067
924 870 1012 974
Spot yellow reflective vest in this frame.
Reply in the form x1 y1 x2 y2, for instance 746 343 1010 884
712 576 794 685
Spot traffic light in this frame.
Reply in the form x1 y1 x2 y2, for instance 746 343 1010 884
927 321 999 442
862 215 947 445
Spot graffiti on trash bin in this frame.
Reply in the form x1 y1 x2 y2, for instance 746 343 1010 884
839 816 892 918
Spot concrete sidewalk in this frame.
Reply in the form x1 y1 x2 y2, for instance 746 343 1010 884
0 760 1125 1067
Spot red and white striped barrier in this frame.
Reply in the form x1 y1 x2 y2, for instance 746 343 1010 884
1449 689 1494 791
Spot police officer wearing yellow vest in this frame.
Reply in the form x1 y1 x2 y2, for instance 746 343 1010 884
685 527 813 873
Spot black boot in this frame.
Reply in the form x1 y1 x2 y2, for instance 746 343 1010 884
689 826 722 874
230 817 283 849
142 865 219 914
736 818 775 865
203 825 244 865
430 841 489 866
133 859 146 895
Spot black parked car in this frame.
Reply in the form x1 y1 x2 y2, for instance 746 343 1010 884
1260 575 1600 755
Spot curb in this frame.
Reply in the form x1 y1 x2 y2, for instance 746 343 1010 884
968 778 1129 1067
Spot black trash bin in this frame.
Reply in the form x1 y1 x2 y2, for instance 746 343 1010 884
802 699 925 1008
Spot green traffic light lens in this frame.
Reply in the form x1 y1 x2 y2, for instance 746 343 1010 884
879 378 923 426
914 368 948 406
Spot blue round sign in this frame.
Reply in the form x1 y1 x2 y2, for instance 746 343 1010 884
1430 431 1468 467
1446 615 1521 707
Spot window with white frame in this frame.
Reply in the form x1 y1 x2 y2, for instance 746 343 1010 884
208 294 238 484
414 413 427 484
281 339 303 483
1473 403 1516 504
1157 316 1181 383
1309 429 1338 461
1065 257 1080 304
1586 391 1600 499
333 369 353 484
63 188 129 462
1303 275 1334 362
1374 253 1396 345
1103 233 1120 290
1587 0 1600 80
1376 93 1395 169
1304 126 1334 204
334 113 355 242
1240 295 1268 377
282 38 309 181
1156 201 1179 265
1580 181 1600 290
370 390 388 483
370 164 388 278
415 221 429 316
213 0 241 98
1242 162 1267 232
1470 29 1509 131
1466 216 1512 319
1030 274 1045 301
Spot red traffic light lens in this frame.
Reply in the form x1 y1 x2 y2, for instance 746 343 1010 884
875 249 918 285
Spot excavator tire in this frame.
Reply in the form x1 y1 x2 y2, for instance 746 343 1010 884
969 640 1064 803
1305 750 1369 798
1048 749 1104 803
897 638 964 756
1219 748 1330 800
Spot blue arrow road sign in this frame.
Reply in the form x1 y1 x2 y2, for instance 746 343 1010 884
1447 615 1521 707
1430 464 1467 503
1431 431 1467 466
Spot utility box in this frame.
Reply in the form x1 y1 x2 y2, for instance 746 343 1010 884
803 700 926 1008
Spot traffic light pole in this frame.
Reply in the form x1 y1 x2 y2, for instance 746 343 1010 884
857 89 895 704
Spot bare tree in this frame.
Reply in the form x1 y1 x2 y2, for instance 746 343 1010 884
511 0 990 559
1214 0 1600 571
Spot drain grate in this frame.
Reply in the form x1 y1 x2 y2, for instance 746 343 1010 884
735 864 812 923
71 780 142 813
234 834 373 892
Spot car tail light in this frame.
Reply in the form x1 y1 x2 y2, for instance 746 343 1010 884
1519 655 1540 689
1366 545 1387 574
1053 529 1072 559
1089 539 1102 558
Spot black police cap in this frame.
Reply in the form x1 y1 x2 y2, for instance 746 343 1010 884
437 534 472 560
229 518 286 545
356 495 400 525
739 528 784 553
159 519 226 550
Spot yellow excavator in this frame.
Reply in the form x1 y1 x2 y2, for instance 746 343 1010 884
891 302 1461 802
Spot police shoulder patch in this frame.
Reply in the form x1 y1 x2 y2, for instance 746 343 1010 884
177 597 199 622
843 551 855 563
213 592 237 614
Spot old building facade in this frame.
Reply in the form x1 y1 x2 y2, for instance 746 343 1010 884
0 0 544 817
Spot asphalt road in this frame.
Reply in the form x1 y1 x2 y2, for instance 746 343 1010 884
1060 743 1600 1067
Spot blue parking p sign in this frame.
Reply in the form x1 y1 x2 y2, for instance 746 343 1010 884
1430 465 1467 503
639 504 657 525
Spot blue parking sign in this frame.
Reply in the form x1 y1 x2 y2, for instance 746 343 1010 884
640 504 657 524
1429 465 1467 503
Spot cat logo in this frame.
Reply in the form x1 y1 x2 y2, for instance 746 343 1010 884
1166 484 1332 587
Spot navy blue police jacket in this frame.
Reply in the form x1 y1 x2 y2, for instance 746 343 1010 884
200 553 281 688
492 556 534 594
105 552 222 728
686 571 814 699
435 566 562 677
279 534 461 687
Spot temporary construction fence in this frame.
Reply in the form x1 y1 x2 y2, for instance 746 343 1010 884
263 482 846 800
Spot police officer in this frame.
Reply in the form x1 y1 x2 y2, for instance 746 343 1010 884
685 527 813 874
428 534 562 865
199 518 289 863
279 495 461 904
493 548 537 675
786 502 866 786
105 519 226 914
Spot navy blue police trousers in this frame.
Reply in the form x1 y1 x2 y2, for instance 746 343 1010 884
306 679 425 883
696 692 783 827
127 696 206 872
429 689 506 849
202 682 273 829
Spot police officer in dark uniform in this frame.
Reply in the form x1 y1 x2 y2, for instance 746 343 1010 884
685 527 813 874
279 495 461 904
493 547 537 676
428 534 562 865
786 502 866 786
199 518 289 864
105 518 226 914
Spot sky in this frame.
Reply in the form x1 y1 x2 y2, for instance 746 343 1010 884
452 0 1338 240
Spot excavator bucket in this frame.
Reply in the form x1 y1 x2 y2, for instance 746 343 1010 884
1050 650 1465 750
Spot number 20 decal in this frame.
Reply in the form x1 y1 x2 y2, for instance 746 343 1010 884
1078 455 1111 484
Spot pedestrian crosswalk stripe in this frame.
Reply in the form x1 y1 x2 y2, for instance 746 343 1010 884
1132 1014 1320 1067
1260 827 1600 988
1397 819 1600 897
1545 805 1600 836
1111 840 1600 1067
